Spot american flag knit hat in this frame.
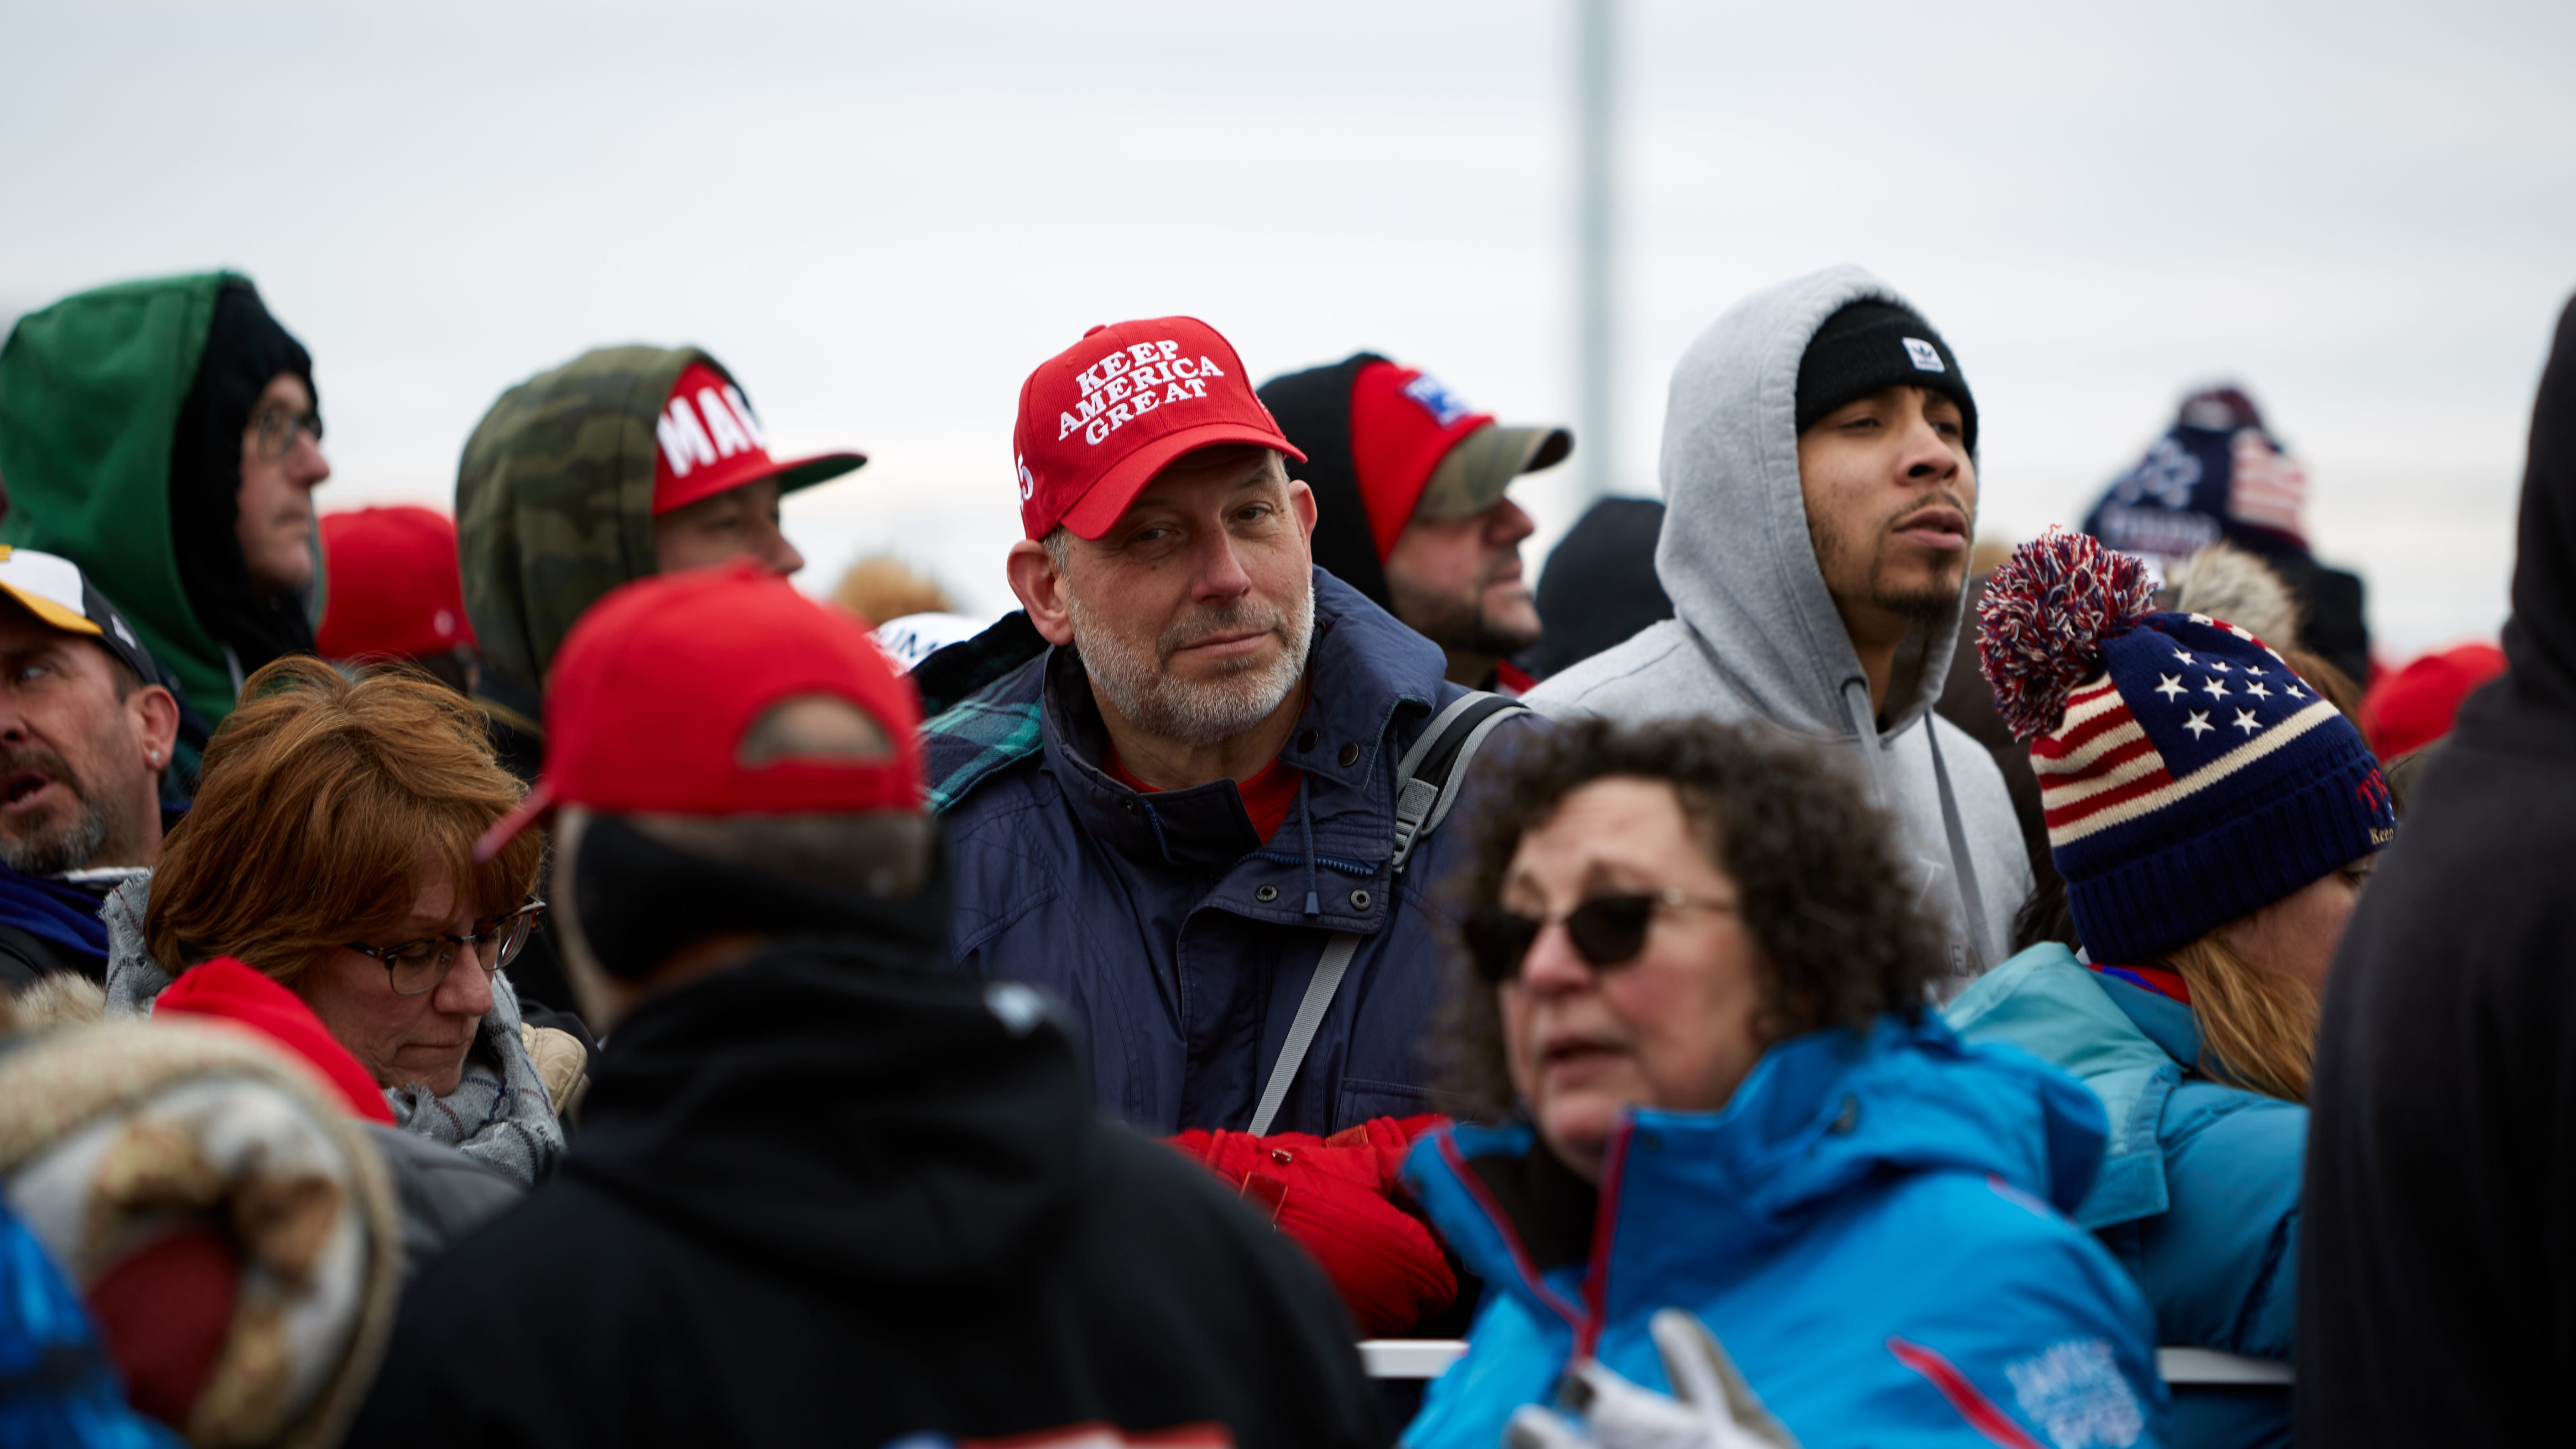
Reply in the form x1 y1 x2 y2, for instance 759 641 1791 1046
1978 529 2396 964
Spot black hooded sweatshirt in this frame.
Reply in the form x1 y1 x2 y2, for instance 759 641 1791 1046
348 933 1387 1448
169 277 319 682
2298 296 2576 1446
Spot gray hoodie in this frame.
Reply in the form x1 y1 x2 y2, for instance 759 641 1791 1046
1525 265 2030 981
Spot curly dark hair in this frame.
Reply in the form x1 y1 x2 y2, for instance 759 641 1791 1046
1436 715 1944 1115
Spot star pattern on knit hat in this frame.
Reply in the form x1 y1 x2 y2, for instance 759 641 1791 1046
2286 683 2306 699
2200 677 2230 699
2172 648 2196 665
2210 660 2233 673
2183 710 2214 738
2155 673 2186 701
2233 708 2261 735
2246 665 2268 677
2245 680 2273 699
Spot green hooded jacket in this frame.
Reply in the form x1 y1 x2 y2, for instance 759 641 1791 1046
0 271 322 737
456 345 859 762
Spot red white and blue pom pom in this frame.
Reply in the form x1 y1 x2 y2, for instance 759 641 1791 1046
1978 526 2156 741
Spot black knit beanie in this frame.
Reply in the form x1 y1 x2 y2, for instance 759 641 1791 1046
1793 301 1977 452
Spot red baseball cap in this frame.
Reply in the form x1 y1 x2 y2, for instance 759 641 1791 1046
1013 317 1305 540
2362 641 2507 760
316 506 478 661
475 562 922 859
1348 361 1571 559
654 360 867 516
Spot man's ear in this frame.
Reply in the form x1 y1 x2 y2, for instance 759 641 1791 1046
1288 479 1318 545
128 685 181 771
1005 539 1077 647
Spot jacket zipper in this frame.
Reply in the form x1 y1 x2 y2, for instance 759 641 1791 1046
1573 1118 1633 1363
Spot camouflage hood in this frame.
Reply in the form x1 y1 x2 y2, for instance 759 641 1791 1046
457 345 704 693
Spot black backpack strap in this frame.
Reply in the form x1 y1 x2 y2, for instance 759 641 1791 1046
1387 691 1529 879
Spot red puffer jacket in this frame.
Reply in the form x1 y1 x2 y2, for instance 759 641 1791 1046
1166 1114 1457 1336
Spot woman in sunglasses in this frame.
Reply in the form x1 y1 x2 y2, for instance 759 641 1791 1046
1400 716 2165 1449
103 657 575 1188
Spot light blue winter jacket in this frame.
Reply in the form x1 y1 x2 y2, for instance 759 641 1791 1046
1401 1015 2166 1449
1946 944 2304 1449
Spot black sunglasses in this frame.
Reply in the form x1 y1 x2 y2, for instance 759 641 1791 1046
1462 889 1738 985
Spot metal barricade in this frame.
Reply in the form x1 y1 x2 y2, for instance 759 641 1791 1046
1358 1340 2291 1385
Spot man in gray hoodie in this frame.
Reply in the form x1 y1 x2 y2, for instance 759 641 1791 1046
1525 266 2028 982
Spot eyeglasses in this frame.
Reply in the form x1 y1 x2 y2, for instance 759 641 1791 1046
1462 889 1738 985
344 902 546 996
249 403 325 462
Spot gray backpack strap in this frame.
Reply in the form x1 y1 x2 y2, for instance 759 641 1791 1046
1248 691 1529 1135
1249 930 1363 1135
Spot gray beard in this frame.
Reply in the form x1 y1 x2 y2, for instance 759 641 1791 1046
1070 584 1315 749
0 792 112 877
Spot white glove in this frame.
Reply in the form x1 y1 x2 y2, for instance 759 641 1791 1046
1502 1309 1799 1449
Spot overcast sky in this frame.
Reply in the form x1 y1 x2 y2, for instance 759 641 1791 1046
6 0 2571 657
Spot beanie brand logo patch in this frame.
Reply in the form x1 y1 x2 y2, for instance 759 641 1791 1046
1401 372 1475 427
1053 339 1224 446
659 386 769 479
1903 338 1946 373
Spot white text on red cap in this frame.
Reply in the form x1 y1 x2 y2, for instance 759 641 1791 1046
1056 339 1228 448
658 385 770 479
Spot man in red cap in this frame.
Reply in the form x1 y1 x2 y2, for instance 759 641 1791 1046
923 317 1540 1147
1259 354 1571 691
351 562 1385 1449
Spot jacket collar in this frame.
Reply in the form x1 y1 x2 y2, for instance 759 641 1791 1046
2090 966 2206 1068
931 568 1456 931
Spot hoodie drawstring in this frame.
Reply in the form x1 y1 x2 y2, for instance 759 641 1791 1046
1925 723 1993 977
1840 678 1891 809
1843 675 1991 980
1296 779 1322 917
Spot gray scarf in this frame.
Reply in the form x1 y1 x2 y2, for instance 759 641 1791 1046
102 876 565 1188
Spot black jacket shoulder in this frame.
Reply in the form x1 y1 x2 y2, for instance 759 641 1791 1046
348 952 1387 1449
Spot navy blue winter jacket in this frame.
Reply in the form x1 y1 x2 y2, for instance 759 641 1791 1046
923 569 1540 1136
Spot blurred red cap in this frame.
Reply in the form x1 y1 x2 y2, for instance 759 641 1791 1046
1346 361 1495 558
155 958 396 1125
316 506 477 662
2363 641 2507 760
477 562 922 859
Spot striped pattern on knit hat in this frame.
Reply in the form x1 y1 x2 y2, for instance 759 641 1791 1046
1980 529 2394 964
